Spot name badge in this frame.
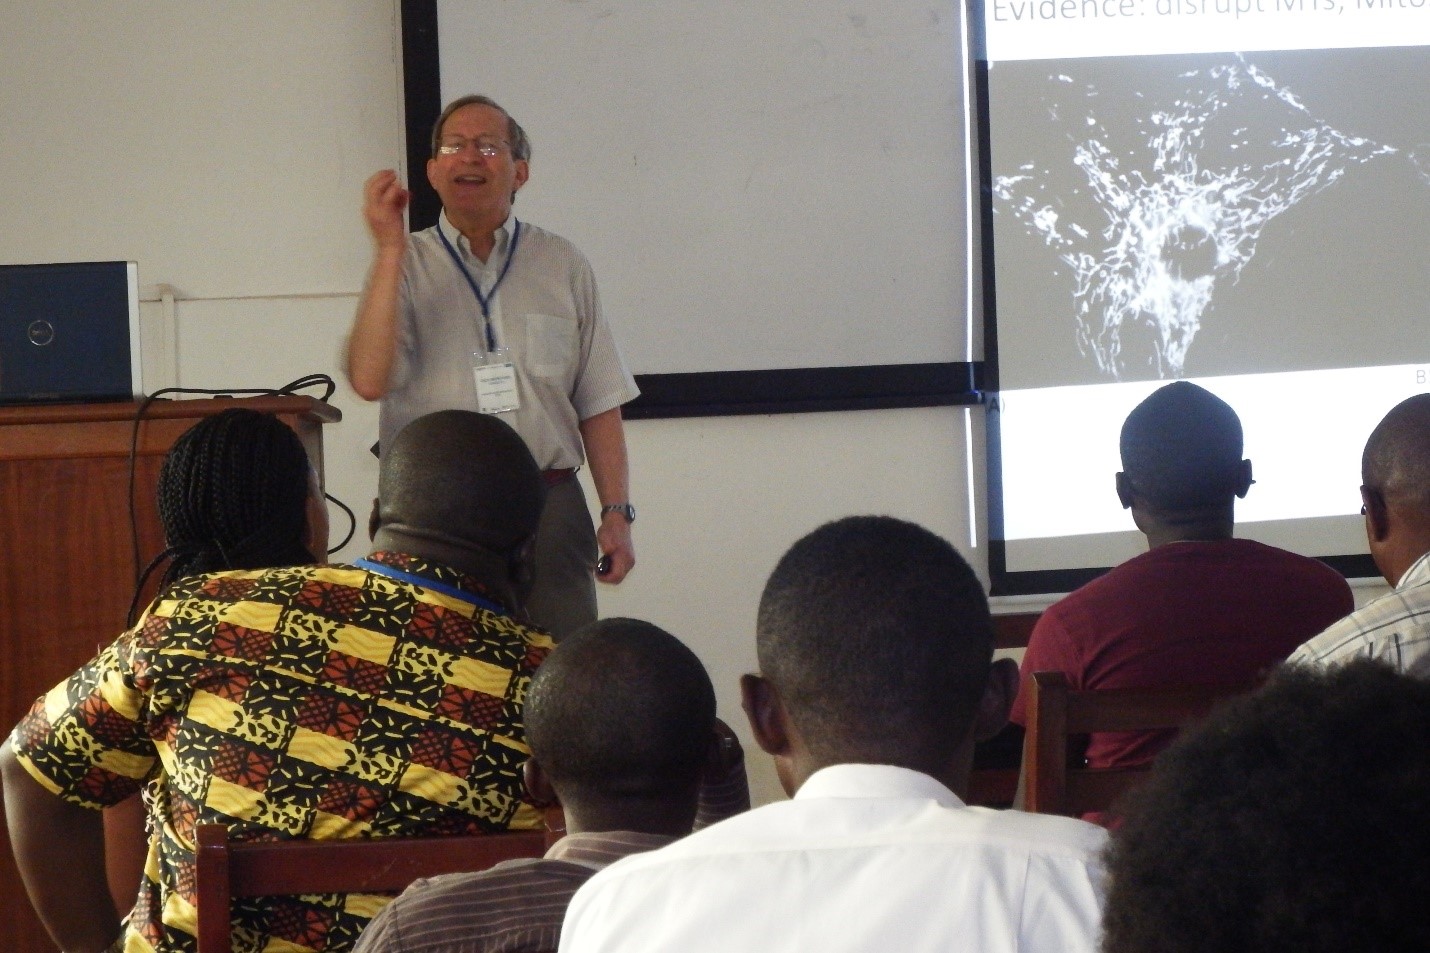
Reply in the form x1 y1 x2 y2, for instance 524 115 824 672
473 349 520 414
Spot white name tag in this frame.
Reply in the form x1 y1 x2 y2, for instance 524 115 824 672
473 349 520 414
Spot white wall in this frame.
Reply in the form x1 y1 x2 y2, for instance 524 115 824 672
0 0 401 592
590 408 981 803
0 1 988 805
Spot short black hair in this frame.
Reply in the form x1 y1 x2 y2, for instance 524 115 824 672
1363 392 1430 511
377 410 544 554
1102 660 1430 953
1120 381 1244 510
757 516 993 773
525 618 715 802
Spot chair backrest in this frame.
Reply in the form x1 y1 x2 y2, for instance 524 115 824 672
992 612 1040 650
193 824 550 953
1022 671 1259 817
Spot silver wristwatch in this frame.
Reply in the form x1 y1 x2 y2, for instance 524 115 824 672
600 503 636 523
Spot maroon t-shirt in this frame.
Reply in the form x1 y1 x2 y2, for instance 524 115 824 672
1011 538 1354 769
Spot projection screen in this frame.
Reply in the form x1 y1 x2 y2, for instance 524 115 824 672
976 0 1430 594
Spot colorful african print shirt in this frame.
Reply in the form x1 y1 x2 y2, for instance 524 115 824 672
9 552 553 953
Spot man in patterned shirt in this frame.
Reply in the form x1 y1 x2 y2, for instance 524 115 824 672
1 409 555 953
353 617 749 953
1290 393 1430 676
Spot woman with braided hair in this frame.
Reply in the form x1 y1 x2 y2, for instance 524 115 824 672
129 408 328 622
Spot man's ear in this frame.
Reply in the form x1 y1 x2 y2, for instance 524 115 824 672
972 657 1019 744
522 758 559 809
740 673 790 758
1234 459 1254 499
367 498 381 542
703 718 744 785
1115 472 1134 510
1363 486 1392 545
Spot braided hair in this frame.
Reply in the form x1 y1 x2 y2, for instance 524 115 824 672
129 409 317 622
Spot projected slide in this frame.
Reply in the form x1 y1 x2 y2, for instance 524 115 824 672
978 4 1429 589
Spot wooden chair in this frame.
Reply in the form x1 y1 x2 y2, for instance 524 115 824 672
1021 671 1259 817
194 825 550 953
966 768 1020 808
992 611 1041 651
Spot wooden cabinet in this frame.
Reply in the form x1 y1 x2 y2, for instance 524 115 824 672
0 396 338 953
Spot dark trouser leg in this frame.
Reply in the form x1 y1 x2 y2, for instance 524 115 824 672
524 476 597 640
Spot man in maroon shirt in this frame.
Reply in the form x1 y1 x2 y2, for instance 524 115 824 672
1011 382 1354 773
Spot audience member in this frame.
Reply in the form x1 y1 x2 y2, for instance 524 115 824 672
1101 660 1430 953
559 516 1108 953
353 617 748 953
1011 382 1353 771
1290 393 1430 675
1 409 553 953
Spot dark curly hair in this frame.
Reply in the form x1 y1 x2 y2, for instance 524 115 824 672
129 409 317 622
1102 660 1430 953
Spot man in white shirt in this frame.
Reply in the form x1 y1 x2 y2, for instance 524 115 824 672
346 95 640 640
559 516 1108 953
1290 393 1430 676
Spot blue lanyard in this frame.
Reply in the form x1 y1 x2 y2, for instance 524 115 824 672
438 220 522 353
354 558 509 616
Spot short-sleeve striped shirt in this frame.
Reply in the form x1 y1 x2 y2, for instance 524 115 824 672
380 215 639 468
351 831 676 953
8 552 553 953
1289 550 1430 677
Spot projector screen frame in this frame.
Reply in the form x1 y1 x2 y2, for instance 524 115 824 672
968 1 1390 596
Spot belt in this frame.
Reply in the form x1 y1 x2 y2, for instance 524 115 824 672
543 467 576 487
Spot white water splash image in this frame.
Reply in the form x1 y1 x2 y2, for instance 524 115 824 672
993 56 1398 380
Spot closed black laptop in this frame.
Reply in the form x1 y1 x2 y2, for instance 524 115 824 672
0 261 142 405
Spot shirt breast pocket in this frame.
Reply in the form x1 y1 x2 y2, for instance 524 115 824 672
524 313 579 380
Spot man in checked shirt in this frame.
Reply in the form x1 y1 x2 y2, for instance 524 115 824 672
1290 392 1430 676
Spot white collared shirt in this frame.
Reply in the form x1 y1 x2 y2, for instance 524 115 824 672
558 763 1108 953
1288 550 1430 677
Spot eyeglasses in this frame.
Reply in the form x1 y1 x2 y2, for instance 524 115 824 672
436 136 510 158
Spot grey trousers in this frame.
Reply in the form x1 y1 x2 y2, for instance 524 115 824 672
524 475 598 640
